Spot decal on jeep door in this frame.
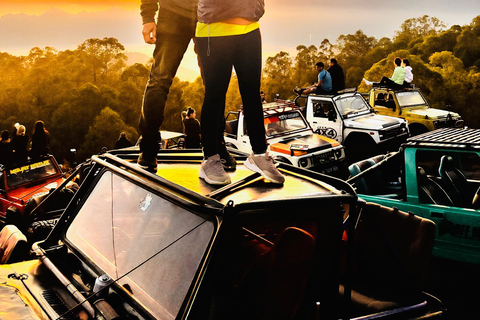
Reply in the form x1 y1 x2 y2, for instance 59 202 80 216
315 128 338 139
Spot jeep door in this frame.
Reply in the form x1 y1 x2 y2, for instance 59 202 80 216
308 98 343 142
406 149 480 264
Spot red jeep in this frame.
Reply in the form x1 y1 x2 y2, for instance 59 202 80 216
0 156 65 229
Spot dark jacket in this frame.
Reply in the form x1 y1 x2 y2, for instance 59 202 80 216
328 63 346 93
12 134 29 165
197 0 264 24
114 137 133 149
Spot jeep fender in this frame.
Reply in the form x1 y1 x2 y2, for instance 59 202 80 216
272 156 292 165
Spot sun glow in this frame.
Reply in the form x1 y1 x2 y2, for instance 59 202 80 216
0 0 139 17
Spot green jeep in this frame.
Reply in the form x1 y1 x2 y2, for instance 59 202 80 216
348 128 480 264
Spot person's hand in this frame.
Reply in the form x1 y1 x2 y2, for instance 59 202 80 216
142 22 157 44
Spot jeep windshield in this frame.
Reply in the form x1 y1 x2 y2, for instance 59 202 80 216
6 158 60 188
264 110 310 137
65 170 215 320
396 91 427 107
335 94 371 118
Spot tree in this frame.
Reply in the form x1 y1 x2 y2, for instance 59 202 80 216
77 37 127 83
336 30 378 69
292 45 319 88
80 107 137 158
262 51 295 100
393 15 446 48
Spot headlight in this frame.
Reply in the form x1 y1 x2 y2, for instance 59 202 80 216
299 158 309 167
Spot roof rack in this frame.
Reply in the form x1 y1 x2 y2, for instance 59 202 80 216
406 128 480 149
262 100 297 114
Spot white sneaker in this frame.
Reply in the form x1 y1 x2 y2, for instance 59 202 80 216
363 78 373 86
199 154 231 185
244 152 285 184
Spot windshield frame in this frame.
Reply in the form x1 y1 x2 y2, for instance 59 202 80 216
63 169 218 320
264 110 312 138
333 93 373 119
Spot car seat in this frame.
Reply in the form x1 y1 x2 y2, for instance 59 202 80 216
339 202 436 317
438 155 470 207
0 225 29 264
236 227 316 320
417 167 453 206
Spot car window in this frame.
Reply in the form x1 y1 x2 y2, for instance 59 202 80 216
311 100 334 118
66 171 215 320
264 111 308 137
7 159 60 188
416 150 480 180
396 91 426 107
335 95 370 117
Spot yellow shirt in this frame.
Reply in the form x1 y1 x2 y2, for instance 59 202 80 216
195 21 260 37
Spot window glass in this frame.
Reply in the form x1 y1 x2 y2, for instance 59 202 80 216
335 95 370 117
7 159 59 188
312 100 334 118
67 172 214 319
416 150 480 180
396 91 426 107
264 111 308 137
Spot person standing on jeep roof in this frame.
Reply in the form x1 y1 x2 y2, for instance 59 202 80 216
196 0 285 185
137 0 198 172
328 58 346 93
294 62 332 95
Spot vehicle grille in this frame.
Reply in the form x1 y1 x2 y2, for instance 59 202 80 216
312 150 337 166
42 290 76 319
380 126 407 141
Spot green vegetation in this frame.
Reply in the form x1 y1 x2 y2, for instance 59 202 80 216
1 15 479 163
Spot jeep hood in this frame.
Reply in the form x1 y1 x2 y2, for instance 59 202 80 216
405 108 460 120
345 114 403 130
270 134 340 156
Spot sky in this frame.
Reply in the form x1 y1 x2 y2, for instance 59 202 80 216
0 0 477 81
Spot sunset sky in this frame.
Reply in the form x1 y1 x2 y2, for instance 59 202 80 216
0 0 476 80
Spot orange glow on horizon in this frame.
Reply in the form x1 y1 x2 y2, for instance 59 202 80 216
0 0 140 17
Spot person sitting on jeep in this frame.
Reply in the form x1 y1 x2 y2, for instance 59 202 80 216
294 62 332 95
363 57 405 90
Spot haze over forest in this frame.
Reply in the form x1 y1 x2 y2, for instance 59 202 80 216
1 3 479 163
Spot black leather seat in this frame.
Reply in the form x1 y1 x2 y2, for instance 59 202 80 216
438 155 470 207
417 167 453 206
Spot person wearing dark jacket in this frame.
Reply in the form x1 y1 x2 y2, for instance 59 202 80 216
0 130 13 167
12 125 29 165
137 0 198 172
196 0 284 185
183 107 201 148
30 120 50 159
328 58 346 93
114 132 133 149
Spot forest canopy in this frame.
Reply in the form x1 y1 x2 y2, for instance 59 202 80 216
1 15 479 163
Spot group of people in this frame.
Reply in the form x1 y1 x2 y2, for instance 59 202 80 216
294 58 346 95
364 57 413 89
0 120 51 168
137 0 284 185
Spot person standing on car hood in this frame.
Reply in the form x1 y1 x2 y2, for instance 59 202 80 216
196 0 285 185
137 0 198 172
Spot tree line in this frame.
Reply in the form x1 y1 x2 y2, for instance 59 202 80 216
1 15 479 164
